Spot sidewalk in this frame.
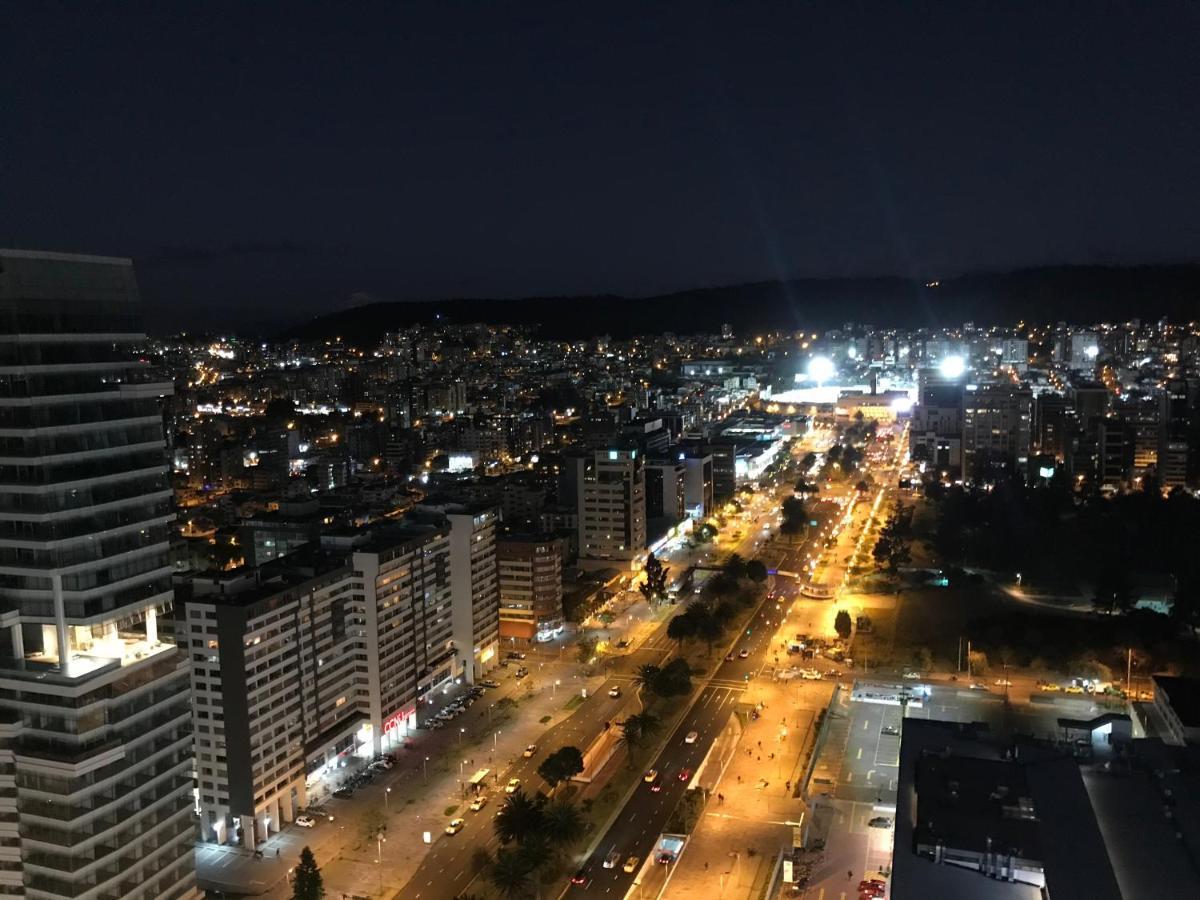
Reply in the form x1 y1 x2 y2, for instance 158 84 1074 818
665 679 832 900
199 656 601 899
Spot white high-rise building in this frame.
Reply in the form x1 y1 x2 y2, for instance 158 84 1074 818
0 251 197 900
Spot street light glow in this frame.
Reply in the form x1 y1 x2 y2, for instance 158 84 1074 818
807 355 835 384
938 355 966 378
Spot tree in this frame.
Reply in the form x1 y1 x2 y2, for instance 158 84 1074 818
489 848 532 898
494 791 546 845
667 611 696 646
537 746 584 793
723 553 747 581
780 496 807 538
653 658 693 698
293 847 324 900
575 634 599 665
1170 573 1200 632
745 559 768 583
1093 564 1135 616
541 798 587 846
633 663 661 695
639 552 670 607
834 610 853 640
618 712 662 761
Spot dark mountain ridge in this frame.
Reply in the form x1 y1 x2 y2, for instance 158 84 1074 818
284 264 1200 342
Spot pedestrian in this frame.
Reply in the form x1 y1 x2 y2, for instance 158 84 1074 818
786 780 791 791
757 755 761 761
704 862 709 871
848 870 853 881
276 849 280 858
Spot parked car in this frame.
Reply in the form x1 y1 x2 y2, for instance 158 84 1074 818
867 817 893 829
295 815 316 828
333 788 353 799
480 679 500 688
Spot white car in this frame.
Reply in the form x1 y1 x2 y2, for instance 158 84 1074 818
505 778 521 793
603 849 621 869
684 731 698 744
801 669 822 680
294 815 316 828
445 818 464 835
902 671 921 679
523 744 537 758
994 678 1013 687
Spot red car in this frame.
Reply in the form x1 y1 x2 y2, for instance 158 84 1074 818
677 767 693 782
649 776 663 792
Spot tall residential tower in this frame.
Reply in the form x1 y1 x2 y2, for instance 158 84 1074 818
0 251 196 900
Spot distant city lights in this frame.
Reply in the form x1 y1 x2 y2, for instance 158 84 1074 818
938 355 966 378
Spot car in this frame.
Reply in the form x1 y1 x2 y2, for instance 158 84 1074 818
801 669 822 680
616 639 630 649
994 678 1013 687
738 649 750 659
649 775 663 792
1065 684 1085 694
514 668 528 679
859 879 887 892
677 767 693 782
968 682 990 692
445 818 465 835
685 730 698 744
295 815 316 828
505 778 521 793
603 849 621 869
480 679 500 689
571 868 591 886
507 651 527 660
332 787 353 799
644 769 659 783
825 669 842 678
609 686 622 698
725 653 735 662
523 744 537 758
1039 682 1061 692
902 671 921 679
867 817 893 829
623 856 640 873
469 795 488 811
657 851 675 865
881 725 899 736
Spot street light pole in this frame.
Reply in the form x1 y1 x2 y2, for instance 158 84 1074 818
384 787 391 810
423 756 429 783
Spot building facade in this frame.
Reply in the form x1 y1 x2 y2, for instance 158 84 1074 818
496 536 564 645
0 250 197 900
576 448 646 565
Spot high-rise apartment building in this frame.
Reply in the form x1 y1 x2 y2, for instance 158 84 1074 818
577 448 646 565
0 250 197 899
182 525 457 850
961 383 1032 481
496 536 564 645
415 501 499 681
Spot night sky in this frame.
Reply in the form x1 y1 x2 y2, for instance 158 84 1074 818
4 2 1199 332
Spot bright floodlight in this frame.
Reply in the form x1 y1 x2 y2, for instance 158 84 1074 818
808 355 835 384
938 355 966 379
1084 345 1099 359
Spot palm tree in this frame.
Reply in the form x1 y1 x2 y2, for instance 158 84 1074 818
541 798 586 847
633 663 660 697
489 848 532 899
619 711 661 758
494 791 545 845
